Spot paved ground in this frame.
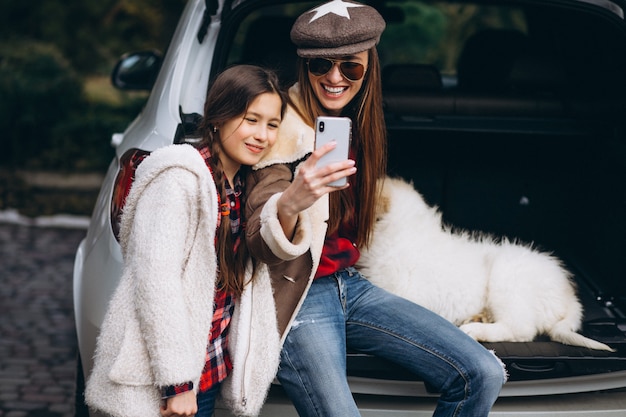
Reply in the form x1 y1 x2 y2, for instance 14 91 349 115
0 223 86 417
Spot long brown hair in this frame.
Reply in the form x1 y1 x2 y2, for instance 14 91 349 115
197 65 287 296
295 48 387 248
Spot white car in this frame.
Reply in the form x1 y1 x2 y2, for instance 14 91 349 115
74 0 626 415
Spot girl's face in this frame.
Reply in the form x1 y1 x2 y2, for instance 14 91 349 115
307 50 369 116
218 92 282 179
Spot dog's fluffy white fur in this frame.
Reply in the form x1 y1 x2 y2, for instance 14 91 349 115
357 177 613 351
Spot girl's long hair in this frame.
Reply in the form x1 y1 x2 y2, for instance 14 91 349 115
197 65 287 296
295 48 387 248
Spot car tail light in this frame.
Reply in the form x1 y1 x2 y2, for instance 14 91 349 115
110 149 150 241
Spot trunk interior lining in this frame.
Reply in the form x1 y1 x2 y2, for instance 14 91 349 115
370 114 626 382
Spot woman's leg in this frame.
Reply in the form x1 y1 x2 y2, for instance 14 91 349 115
344 268 506 417
276 276 361 417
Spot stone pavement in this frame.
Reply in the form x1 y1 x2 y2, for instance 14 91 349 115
0 223 87 417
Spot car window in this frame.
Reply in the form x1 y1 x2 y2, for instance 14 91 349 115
378 2 527 89
226 3 313 88
227 1 527 90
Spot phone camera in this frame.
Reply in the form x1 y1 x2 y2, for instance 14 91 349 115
319 121 325 132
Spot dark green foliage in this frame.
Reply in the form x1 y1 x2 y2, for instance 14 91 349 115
0 0 187 74
0 40 83 167
42 99 146 172
0 0 526 173
0 0 185 173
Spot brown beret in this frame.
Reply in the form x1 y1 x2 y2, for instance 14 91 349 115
290 0 386 58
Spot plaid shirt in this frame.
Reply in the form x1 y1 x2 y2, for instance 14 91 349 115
315 184 360 278
199 289 235 391
162 144 241 398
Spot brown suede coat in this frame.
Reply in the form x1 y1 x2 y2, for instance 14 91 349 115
246 89 329 340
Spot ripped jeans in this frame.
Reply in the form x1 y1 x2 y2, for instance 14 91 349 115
276 267 506 417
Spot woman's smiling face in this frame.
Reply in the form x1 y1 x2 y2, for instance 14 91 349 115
307 51 368 116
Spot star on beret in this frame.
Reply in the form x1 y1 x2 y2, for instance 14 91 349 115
308 0 364 22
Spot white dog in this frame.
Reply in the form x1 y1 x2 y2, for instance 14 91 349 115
357 177 613 351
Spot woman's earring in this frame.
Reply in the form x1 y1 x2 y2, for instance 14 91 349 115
212 126 218 133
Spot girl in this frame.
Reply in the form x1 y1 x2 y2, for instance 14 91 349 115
85 65 288 417
246 1 507 416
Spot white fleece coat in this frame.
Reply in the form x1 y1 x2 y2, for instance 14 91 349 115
85 144 280 417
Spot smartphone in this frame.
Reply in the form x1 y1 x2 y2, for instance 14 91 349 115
314 116 352 187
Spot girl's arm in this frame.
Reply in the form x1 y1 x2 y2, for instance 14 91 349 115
127 168 210 385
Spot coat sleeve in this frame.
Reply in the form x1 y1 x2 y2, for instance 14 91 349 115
245 163 313 264
123 167 209 386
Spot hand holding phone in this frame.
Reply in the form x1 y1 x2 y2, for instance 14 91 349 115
314 116 352 187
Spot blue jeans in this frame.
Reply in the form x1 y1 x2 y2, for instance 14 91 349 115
277 268 506 417
196 383 221 417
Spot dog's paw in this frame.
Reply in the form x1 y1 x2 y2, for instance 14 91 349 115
459 322 485 340
459 322 518 342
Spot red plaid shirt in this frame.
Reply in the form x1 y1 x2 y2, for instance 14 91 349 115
199 289 235 391
315 222 360 278
315 184 360 278
161 144 241 398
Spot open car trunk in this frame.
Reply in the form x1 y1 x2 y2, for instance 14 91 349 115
344 1 626 395
346 119 626 395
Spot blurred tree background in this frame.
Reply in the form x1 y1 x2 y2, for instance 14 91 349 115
0 0 187 173
0 0 525 174
0 0 526 216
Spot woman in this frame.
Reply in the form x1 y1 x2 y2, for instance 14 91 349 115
246 1 507 416
85 65 288 417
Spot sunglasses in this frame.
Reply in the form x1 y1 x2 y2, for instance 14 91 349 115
307 58 365 81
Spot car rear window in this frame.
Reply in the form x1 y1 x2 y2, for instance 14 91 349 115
226 1 528 90
378 1 528 88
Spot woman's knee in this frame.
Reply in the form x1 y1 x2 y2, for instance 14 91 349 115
485 350 507 383
473 349 507 396
447 348 506 398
